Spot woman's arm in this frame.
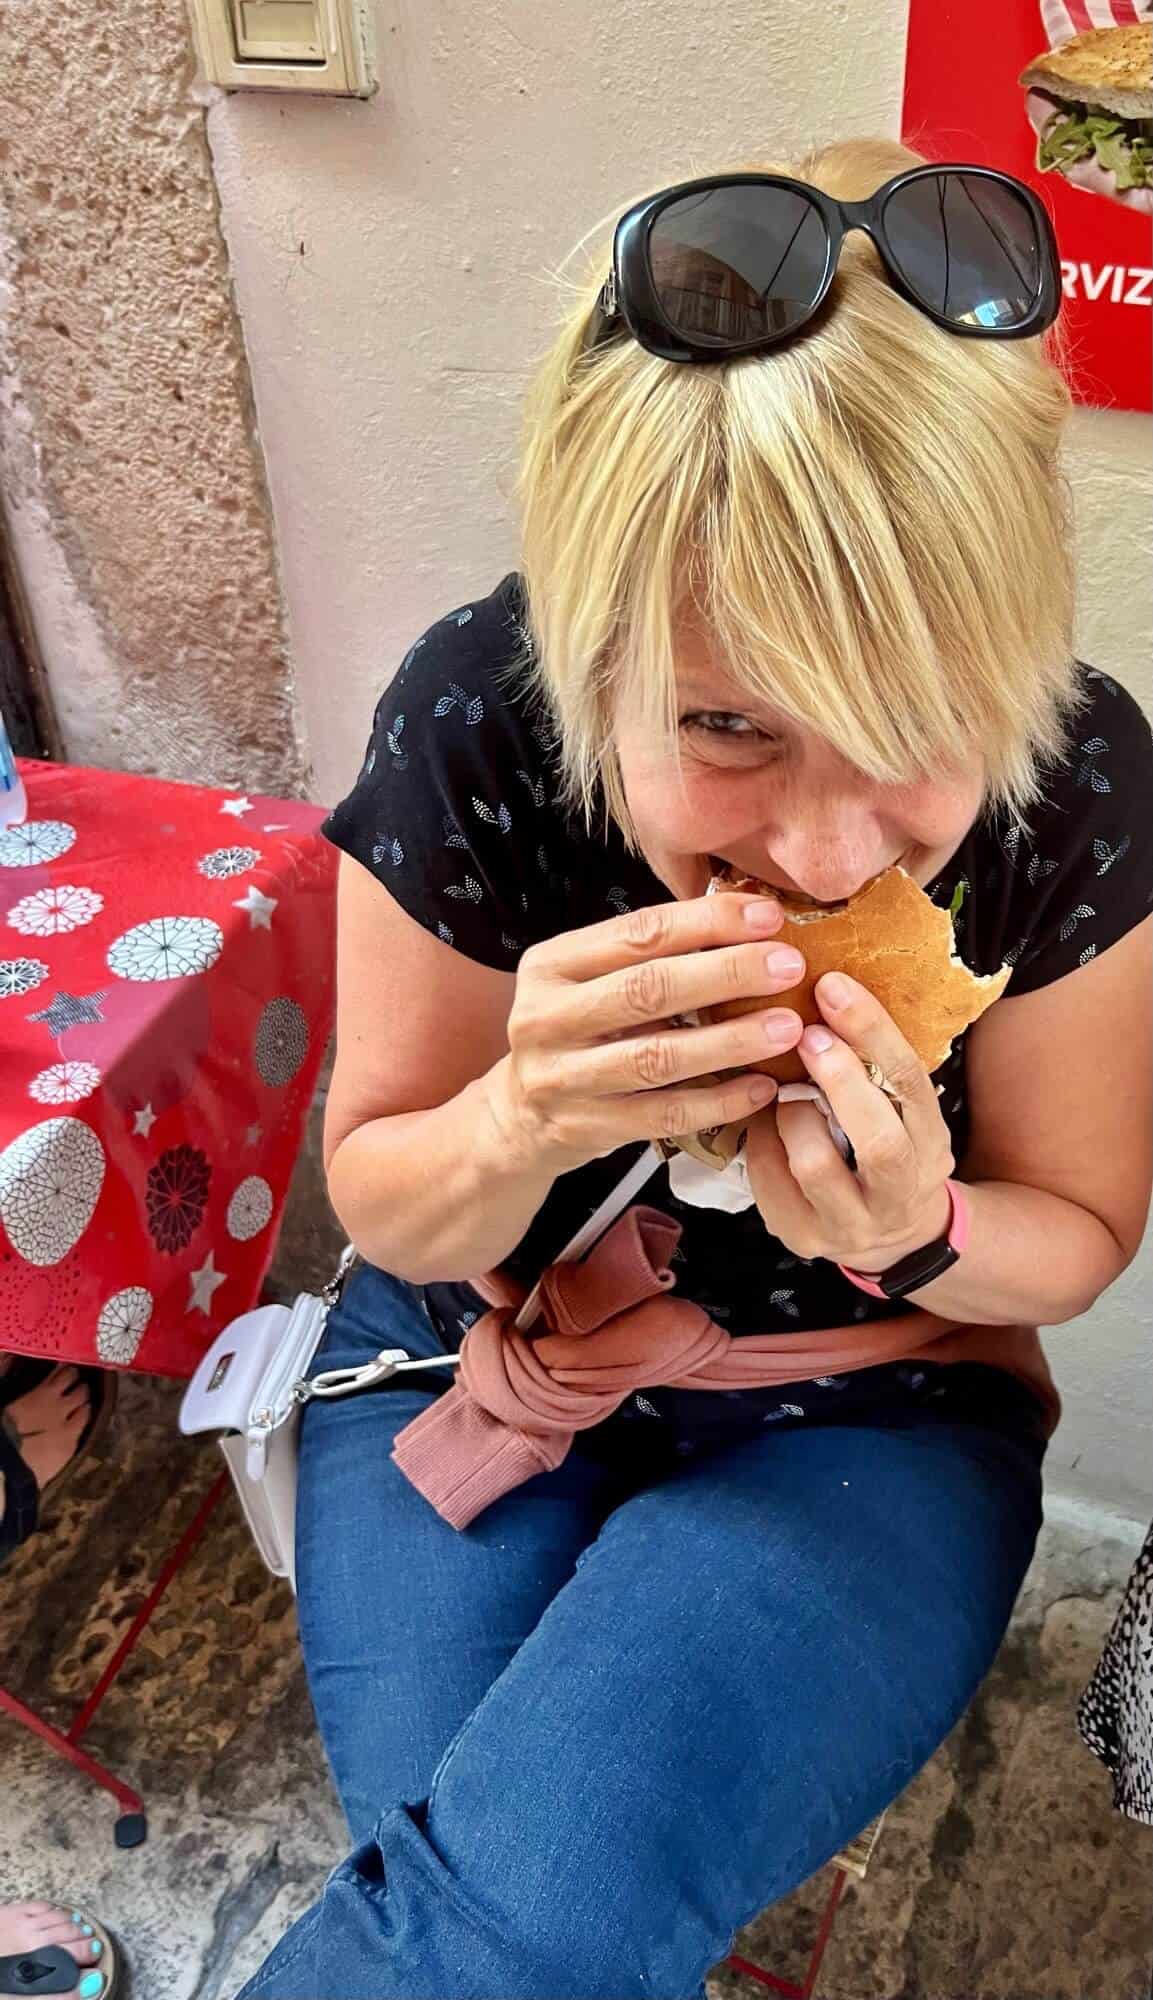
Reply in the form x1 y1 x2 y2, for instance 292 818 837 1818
324 856 559 1283
913 914 1152 1324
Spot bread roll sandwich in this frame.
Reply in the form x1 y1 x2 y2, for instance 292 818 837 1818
1020 24 1152 213
666 863 1010 1172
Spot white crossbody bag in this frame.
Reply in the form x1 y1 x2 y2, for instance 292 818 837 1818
178 1146 666 1589
177 1078 845 1586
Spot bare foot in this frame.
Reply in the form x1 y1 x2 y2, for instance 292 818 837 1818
0 1899 105 1984
4 1366 91 1493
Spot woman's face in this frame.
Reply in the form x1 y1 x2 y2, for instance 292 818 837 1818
615 620 985 904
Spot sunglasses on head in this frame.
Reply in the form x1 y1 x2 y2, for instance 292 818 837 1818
587 165 1061 363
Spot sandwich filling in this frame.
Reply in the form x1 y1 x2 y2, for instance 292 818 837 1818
1034 93 1152 190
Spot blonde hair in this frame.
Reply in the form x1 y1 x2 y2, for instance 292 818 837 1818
516 136 1079 848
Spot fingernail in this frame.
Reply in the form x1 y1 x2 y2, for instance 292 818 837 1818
763 1009 800 1043
764 946 804 979
78 1975 104 1999
749 1078 776 1104
71 1912 84 1924
819 973 853 1008
804 1025 836 1054
80 1922 94 1935
743 898 780 927
90 1941 103 1958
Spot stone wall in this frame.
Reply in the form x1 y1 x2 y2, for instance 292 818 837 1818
0 0 305 794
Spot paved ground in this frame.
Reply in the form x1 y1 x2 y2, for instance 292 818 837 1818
2 1372 1149 1999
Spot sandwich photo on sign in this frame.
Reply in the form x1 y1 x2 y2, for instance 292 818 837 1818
1021 23 1153 212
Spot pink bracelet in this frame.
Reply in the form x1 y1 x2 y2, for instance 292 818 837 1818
837 1180 971 1300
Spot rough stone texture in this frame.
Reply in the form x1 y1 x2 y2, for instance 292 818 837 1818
1 1378 1149 1998
0 1 306 795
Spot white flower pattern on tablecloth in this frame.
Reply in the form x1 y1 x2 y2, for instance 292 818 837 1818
29 1060 102 1105
96 1285 154 1364
108 915 223 981
226 1174 273 1241
0 1117 105 1265
7 885 104 936
198 845 262 880
0 957 49 998
0 820 76 868
254 996 309 1087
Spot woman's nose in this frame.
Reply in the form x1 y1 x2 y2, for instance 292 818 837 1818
764 831 892 904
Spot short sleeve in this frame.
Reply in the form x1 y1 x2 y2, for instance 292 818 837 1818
1002 669 1153 995
321 579 568 972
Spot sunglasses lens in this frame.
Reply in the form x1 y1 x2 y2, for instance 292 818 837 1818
881 173 1043 329
648 185 830 346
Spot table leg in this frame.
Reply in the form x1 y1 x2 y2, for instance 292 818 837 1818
724 1867 848 1997
0 1470 230 1848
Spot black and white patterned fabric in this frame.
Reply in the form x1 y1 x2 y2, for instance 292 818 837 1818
324 573 1153 1462
1078 1526 1153 1825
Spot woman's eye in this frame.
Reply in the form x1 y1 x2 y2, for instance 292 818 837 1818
681 710 775 743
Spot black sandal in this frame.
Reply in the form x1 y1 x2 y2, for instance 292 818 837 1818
0 1906 120 1994
0 1366 118 1565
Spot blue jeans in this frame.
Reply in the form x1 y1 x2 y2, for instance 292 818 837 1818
238 1263 1043 2000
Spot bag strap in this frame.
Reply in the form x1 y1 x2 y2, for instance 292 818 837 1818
300 1142 668 1406
513 1143 665 1332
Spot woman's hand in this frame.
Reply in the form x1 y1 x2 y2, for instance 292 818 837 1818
486 893 807 1174
744 971 954 1273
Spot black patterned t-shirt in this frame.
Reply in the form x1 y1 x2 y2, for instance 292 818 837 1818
323 573 1153 1460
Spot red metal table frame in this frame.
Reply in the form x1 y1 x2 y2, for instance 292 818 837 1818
0 1470 229 1847
725 1867 848 1995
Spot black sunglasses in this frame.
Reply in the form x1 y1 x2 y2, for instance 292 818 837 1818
588 166 1061 363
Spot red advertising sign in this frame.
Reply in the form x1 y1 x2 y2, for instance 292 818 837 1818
903 0 1152 411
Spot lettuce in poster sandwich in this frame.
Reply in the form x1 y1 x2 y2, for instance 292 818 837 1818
1036 105 1152 190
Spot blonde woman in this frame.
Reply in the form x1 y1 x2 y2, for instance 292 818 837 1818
240 140 1151 2000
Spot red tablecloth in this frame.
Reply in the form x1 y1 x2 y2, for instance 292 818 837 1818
0 762 337 1377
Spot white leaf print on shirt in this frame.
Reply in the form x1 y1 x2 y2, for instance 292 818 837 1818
516 769 546 808
434 683 485 725
1079 944 1097 965
770 1288 799 1318
1027 854 1058 885
1001 824 1022 864
634 1395 661 1418
1059 903 1095 941
472 797 513 833
398 636 427 678
1084 668 1118 696
1077 739 1111 794
386 715 408 770
606 887 632 914
444 875 484 903
372 834 404 868
501 933 521 953
437 922 454 945
442 815 469 850
1093 834 1130 875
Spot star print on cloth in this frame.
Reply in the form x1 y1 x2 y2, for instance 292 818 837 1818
187 1251 227 1315
220 795 254 818
132 1103 158 1138
233 885 278 929
27 989 109 1035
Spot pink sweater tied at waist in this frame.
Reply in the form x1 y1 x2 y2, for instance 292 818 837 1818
390 1205 1059 1530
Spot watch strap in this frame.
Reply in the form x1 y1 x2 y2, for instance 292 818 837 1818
838 1180 970 1301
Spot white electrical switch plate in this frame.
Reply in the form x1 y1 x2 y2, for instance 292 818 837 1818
188 0 375 96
